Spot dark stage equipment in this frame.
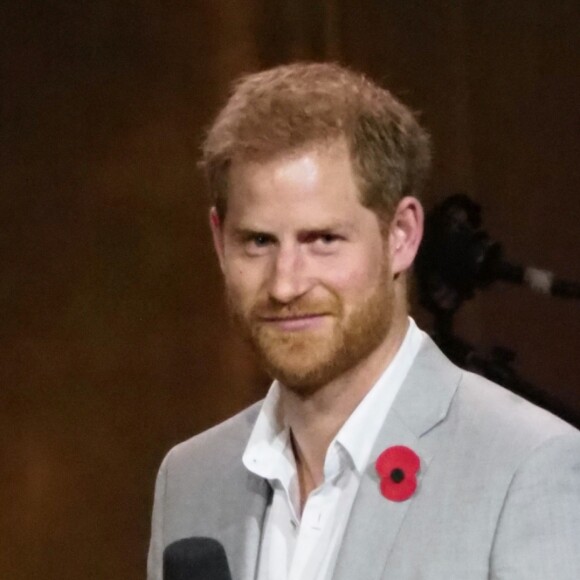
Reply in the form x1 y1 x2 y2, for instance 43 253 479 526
163 537 232 580
415 193 580 428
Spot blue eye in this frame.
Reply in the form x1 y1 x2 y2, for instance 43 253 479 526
242 233 275 255
320 234 338 244
252 233 272 247
308 232 344 254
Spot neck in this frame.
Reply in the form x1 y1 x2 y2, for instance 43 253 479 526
281 311 409 508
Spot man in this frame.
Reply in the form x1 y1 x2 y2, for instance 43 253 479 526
148 63 580 579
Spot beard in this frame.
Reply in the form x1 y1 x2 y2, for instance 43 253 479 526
227 265 395 396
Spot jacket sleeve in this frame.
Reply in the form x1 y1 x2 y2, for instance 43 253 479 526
147 452 170 580
490 431 580 579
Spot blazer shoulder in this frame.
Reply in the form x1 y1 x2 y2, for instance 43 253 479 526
163 400 263 477
454 368 578 453
148 401 269 580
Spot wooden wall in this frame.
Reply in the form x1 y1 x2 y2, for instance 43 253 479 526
1 1 578 578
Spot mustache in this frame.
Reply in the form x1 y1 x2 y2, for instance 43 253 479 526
251 298 341 319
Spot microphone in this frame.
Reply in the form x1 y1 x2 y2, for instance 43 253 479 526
163 537 232 580
415 193 580 315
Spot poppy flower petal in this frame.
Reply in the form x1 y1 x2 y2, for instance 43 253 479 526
375 445 420 502
380 473 417 502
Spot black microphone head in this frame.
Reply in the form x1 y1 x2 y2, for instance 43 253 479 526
163 537 232 580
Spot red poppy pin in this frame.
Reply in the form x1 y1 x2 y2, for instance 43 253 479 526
375 445 420 502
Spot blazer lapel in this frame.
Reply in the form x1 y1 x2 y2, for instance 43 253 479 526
233 473 271 580
333 337 461 580
215 403 272 580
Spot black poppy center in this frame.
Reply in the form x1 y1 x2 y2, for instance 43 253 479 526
390 468 405 483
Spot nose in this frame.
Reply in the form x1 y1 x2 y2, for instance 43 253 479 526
267 244 311 304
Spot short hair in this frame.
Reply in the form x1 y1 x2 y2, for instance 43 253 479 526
200 62 431 220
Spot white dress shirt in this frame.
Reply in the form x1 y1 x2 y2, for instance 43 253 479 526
242 318 425 580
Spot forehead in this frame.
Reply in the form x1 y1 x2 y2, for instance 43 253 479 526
225 141 367 227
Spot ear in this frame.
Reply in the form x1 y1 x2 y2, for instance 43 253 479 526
209 207 226 272
388 196 424 275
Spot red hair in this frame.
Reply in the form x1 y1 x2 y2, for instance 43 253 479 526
201 62 431 220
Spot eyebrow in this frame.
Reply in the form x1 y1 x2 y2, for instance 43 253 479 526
229 227 270 240
231 221 355 238
296 227 348 241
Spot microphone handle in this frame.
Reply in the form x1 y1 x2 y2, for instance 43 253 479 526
496 261 580 300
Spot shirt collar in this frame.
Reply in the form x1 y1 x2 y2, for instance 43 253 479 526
243 318 425 483
242 381 295 485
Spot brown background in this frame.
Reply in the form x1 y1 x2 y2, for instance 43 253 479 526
1 1 578 578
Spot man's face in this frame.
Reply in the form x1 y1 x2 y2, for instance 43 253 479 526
213 142 398 394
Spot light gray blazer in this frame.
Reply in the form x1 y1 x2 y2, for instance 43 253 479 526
147 337 580 579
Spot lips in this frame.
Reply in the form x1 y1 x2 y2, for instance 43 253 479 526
257 313 329 331
259 313 324 321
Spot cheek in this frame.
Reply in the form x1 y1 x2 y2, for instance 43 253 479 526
224 261 264 304
320 253 386 297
